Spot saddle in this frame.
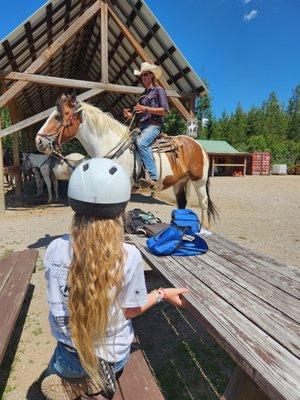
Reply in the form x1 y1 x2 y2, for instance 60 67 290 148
152 133 183 153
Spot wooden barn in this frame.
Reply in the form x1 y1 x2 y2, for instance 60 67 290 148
0 0 208 211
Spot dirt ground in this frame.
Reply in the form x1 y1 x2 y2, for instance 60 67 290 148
0 175 299 400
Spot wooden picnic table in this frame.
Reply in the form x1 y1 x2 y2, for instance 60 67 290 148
128 233 300 400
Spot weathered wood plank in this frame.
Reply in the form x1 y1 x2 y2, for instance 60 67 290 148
0 1 102 108
0 71 187 98
174 254 300 357
0 252 19 293
209 234 300 282
129 236 300 400
201 250 300 322
101 1 109 84
206 239 300 300
0 249 38 364
114 347 164 399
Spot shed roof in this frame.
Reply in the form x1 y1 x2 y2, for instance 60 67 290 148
0 0 207 119
198 140 243 154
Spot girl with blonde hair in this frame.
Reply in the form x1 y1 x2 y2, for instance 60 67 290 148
41 158 188 400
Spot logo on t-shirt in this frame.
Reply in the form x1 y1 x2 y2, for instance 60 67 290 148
60 285 69 297
54 315 69 327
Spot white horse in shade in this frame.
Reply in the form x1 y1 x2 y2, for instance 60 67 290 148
22 152 87 203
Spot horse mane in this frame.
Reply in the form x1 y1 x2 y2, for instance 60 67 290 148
78 102 129 138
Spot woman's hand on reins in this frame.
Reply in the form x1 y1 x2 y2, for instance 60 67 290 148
134 104 148 114
123 108 133 119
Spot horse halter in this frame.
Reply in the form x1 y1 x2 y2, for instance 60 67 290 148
40 110 79 151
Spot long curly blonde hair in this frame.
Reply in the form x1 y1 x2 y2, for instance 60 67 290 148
68 214 126 388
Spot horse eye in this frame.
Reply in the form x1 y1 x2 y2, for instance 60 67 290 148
55 114 62 121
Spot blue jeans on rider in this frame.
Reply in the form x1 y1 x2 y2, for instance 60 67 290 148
137 124 162 180
46 341 129 380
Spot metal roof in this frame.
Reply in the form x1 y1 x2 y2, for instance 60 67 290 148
0 0 208 120
198 140 246 154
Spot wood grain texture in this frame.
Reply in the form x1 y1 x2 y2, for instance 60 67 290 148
209 234 300 283
0 249 38 364
201 248 300 322
114 343 164 399
129 235 300 400
174 253 300 357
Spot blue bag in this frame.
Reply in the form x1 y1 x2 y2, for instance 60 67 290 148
146 209 208 256
171 209 201 234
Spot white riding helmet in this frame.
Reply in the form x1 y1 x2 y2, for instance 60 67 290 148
68 158 131 218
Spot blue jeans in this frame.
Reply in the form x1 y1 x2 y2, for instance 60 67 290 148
137 124 161 180
46 342 129 379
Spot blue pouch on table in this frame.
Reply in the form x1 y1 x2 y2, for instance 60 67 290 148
146 216 208 257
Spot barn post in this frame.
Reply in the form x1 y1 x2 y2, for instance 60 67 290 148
0 117 5 213
10 105 22 201
211 155 215 177
243 155 247 177
189 95 196 119
101 0 109 84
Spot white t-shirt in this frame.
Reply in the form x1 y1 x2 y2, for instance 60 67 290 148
44 235 147 363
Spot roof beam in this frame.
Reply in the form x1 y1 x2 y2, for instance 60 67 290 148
101 1 109 83
0 71 190 98
0 88 104 139
107 1 191 119
0 0 102 108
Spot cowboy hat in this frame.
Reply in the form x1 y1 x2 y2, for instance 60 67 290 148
134 62 162 80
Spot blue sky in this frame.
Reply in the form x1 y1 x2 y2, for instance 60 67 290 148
0 0 299 117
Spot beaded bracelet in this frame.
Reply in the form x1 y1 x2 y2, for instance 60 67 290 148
151 288 167 304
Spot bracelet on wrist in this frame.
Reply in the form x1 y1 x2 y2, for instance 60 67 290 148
151 288 165 304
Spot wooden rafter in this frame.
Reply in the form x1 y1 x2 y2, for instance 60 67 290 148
0 71 190 98
0 0 101 108
110 0 198 93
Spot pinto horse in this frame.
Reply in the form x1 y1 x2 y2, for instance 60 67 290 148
35 94 217 227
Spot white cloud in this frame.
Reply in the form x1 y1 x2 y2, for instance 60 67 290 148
243 0 252 4
244 9 258 21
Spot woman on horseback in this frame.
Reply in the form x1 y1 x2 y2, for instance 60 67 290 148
41 157 188 399
123 62 170 190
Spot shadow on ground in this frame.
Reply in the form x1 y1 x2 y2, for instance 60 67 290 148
4 180 69 210
133 271 235 400
131 193 171 206
27 234 65 249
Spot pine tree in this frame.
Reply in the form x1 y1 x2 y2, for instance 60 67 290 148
287 85 300 142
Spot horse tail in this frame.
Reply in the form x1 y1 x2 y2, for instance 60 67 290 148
206 175 219 225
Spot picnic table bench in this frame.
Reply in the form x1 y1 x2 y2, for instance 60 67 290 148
0 249 39 364
114 340 164 399
128 233 300 400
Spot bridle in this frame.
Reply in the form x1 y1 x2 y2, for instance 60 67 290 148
38 110 80 151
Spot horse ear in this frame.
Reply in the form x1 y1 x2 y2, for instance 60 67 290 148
68 91 77 107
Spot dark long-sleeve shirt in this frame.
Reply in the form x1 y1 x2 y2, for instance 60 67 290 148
138 85 169 126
